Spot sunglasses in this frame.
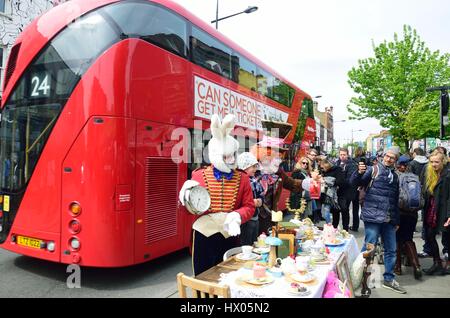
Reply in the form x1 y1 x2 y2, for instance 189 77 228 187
301 162 309 165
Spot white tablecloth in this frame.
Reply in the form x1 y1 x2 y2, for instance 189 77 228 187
219 235 359 298
327 235 360 266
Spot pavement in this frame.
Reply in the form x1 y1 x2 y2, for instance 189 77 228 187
318 216 450 298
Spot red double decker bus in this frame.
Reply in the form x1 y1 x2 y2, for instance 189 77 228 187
0 0 315 267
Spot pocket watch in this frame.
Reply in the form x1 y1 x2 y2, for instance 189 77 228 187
184 185 211 215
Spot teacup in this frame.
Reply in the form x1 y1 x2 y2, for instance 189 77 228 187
296 263 308 275
295 256 310 273
242 245 253 257
310 246 322 257
269 267 283 278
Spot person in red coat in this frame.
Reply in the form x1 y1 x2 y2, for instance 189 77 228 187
179 114 254 275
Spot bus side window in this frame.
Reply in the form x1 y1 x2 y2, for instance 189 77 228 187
103 2 188 58
190 26 232 80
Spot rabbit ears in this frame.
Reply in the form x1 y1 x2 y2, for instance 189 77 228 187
210 114 235 140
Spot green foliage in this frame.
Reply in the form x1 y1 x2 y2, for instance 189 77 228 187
347 25 450 144
405 96 440 139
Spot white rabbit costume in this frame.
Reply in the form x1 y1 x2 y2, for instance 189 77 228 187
179 114 254 275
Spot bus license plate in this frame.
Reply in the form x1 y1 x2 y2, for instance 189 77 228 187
17 236 42 249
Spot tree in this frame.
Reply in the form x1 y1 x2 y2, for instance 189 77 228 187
404 96 440 140
347 25 450 149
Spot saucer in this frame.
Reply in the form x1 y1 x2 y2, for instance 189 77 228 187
297 251 310 256
287 289 311 296
239 274 274 286
311 254 327 261
236 252 260 261
291 273 316 283
253 247 270 254
325 240 345 246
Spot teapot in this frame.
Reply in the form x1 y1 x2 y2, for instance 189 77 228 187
301 239 314 253
275 257 296 275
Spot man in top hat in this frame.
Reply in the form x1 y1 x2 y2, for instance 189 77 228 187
251 122 313 234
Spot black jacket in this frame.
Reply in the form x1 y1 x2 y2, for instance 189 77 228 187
408 156 428 177
289 169 309 209
335 159 358 199
420 166 450 232
321 165 345 192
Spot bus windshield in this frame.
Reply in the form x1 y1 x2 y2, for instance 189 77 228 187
0 8 120 193
0 104 60 191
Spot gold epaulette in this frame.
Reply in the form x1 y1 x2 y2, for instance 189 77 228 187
202 166 241 213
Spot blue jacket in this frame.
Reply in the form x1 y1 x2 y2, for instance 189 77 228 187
350 163 400 225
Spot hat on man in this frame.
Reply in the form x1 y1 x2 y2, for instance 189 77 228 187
257 135 288 151
397 155 410 165
237 152 259 170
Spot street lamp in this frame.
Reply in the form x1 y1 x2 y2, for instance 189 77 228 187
212 1 258 29
351 129 363 145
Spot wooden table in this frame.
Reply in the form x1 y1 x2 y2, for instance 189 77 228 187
196 256 245 283
195 236 360 298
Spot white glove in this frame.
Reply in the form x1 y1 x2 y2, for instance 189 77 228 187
302 177 311 191
223 211 241 237
179 180 200 206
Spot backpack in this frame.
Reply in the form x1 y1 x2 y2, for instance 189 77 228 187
358 164 379 207
398 172 424 212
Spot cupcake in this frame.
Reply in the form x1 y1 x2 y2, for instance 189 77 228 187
253 263 266 279
290 283 307 294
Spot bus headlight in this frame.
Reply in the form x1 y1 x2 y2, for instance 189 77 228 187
47 241 56 252
70 238 80 250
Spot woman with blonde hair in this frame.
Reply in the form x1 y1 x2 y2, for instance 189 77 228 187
289 157 312 218
421 151 450 275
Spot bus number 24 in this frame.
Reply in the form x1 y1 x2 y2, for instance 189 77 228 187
31 74 51 97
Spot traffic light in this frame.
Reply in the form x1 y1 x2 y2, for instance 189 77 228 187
426 86 450 139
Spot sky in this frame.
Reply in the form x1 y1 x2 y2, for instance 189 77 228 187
171 0 450 145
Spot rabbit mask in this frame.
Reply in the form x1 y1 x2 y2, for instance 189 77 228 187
208 114 239 173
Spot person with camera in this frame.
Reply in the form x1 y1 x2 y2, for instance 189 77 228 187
350 146 407 294
318 158 344 226
335 148 358 231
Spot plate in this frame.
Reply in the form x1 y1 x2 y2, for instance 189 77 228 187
253 247 270 254
325 240 345 246
291 273 316 283
311 254 327 261
297 251 310 256
240 275 274 286
287 289 311 297
235 252 260 261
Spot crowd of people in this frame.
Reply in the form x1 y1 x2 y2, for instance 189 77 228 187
236 144 450 295
180 114 449 295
